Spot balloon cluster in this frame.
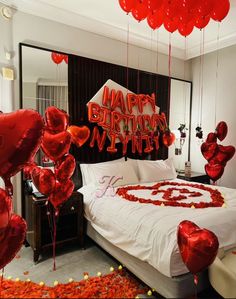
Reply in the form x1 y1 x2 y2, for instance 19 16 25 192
178 220 219 277
26 107 76 211
119 0 230 36
51 52 68 64
0 109 45 270
201 121 235 182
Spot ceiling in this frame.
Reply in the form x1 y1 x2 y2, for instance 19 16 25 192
2 0 236 60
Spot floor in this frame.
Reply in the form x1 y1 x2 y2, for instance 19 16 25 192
4 238 222 298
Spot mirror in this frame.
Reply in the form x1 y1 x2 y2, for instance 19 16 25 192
20 44 192 171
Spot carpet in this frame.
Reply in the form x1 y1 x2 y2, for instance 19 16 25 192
0 269 149 298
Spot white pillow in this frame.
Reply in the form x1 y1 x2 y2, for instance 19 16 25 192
137 158 177 183
80 157 125 185
85 159 139 187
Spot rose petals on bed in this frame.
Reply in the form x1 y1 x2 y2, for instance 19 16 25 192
117 181 225 208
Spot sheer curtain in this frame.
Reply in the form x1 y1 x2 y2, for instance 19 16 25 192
37 83 68 116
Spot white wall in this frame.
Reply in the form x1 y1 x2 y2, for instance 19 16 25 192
0 6 191 214
190 44 236 188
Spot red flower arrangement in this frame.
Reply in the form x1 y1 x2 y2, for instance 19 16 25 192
0 269 148 298
117 181 225 208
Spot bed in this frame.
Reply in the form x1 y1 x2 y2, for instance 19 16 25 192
76 158 236 298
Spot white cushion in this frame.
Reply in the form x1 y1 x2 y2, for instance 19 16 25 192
80 157 126 186
137 158 177 183
84 159 139 187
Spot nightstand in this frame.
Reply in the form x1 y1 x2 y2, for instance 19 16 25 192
24 191 84 262
177 171 210 184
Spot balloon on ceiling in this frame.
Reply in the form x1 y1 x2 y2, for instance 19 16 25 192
118 0 230 36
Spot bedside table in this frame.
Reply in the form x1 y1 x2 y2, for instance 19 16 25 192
24 191 84 262
177 171 210 184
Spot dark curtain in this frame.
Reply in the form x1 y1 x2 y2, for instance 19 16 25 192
68 54 169 163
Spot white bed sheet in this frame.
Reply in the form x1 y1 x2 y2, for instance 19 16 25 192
78 179 236 277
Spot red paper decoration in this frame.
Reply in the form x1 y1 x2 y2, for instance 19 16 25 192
118 0 231 35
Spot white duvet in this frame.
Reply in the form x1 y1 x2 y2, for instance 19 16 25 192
78 179 236 277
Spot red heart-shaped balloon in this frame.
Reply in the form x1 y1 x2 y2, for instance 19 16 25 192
31 167 56 196
205 162 224 182
0 109 44 184
49 180 74 209
201 142 218 161
55 154 76 183
45 106 69 133
0 189 12 235
215 121 228 141
213 145 236 164
206 132 217 143
177 220 219 274
162 131 175 147
67 125 90 147
41 131 71 162
0 214 27 270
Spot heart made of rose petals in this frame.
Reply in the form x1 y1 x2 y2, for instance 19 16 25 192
49 180 74 209
45 106 69 133
201 142 218 161
205 162 225 182
31 166 56 196
67 125 90 147
41 131 71 162
0 214 27 270
177 220 219 274
215 121 228 142
0 109 44 180
55 154 76 183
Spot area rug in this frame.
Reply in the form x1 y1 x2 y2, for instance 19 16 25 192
0 269 149 298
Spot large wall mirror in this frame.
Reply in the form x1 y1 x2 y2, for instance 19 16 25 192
20 43 192 179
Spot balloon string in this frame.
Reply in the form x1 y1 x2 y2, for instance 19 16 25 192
215 23 220 128
53 209 58 271
198 29 205 127
126 19 130 92
183 38 187 125
155 30 159 94
168 33 172 118
46 202 54 244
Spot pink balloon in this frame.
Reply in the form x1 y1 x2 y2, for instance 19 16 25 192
211 0 230 22
132 0 149 21
147 9 164 29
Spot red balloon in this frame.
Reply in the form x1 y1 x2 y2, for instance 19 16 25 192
206 132 217 143
49 180 74 209
212 145 235 165
31 167 56 196
178 21 194 36
163 17 179 33
63 55 68 64
147 10 164 29
179 8 195 24
178 220 219 274
215 121 228 141
55 154 76 183
90 126 107 152
148 0 163 12
45 106 69 133
162 130 175 146
51 52 64 64
164 0 181 19
182 0 198 11
194 15 210 29
201 142 218 161
205 162 225 182
0 189 12 234
23 162 37 179
132 0 149 21
197 0 214 17
67 125 90 147
119 0 137 13
0 110 44 192
211 0 230 22
0 214 27 270
41 131 72 162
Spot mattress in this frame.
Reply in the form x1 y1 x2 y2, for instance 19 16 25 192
78 179 236 278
